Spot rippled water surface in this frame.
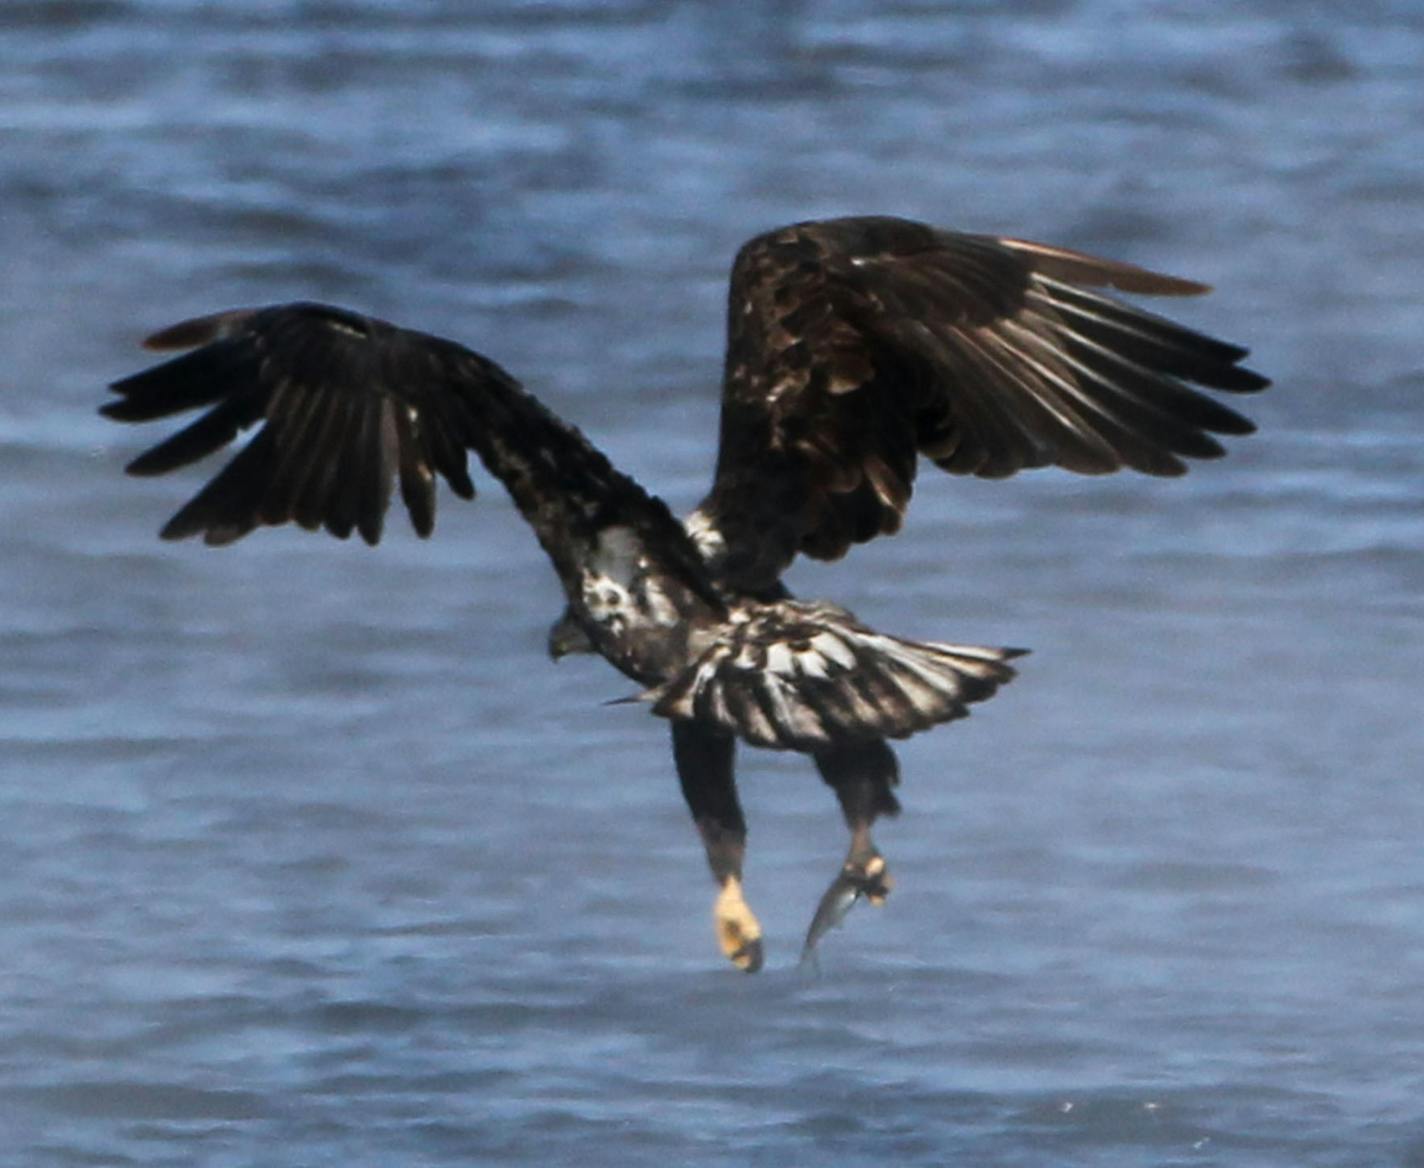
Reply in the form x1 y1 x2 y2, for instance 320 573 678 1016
4 2 1424 1165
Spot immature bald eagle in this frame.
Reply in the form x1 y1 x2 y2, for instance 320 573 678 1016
103 216 1267 971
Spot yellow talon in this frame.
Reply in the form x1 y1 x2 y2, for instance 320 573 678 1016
864 854 893 906
714 876 764 973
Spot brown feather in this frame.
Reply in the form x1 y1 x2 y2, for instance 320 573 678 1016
694 216 1267 590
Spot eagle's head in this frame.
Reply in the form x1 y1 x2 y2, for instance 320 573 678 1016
546 606 595 660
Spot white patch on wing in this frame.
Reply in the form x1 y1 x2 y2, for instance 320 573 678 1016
580 570 631 630
583 524 686 629
591 526 645 587
683 508 727 562
640 580 681 626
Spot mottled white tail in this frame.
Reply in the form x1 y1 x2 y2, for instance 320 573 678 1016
643 599 1025 751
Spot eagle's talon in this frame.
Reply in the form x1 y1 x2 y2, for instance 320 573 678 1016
860 853 893 906
725 933 764 974
714 877 764 973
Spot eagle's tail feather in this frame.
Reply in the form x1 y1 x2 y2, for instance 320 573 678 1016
642 600 1024 751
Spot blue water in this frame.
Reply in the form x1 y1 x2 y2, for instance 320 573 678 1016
3 2 1424 1165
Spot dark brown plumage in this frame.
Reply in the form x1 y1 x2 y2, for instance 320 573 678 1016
692 218 1267 591
103 216 1267 971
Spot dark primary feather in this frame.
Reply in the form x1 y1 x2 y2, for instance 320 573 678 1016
101 303 511 545
104 299 729 643
698 216 1269 590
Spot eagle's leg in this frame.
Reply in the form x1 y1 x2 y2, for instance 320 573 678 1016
671 720 763 973
802 739 902 961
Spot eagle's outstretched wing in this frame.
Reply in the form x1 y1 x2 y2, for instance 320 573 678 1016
641 599 1023 752
101 302 510 545
695 216 1270 590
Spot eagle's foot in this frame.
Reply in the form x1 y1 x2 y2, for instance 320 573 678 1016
860 852 894 906
800 851 893 962
714 876 764 973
